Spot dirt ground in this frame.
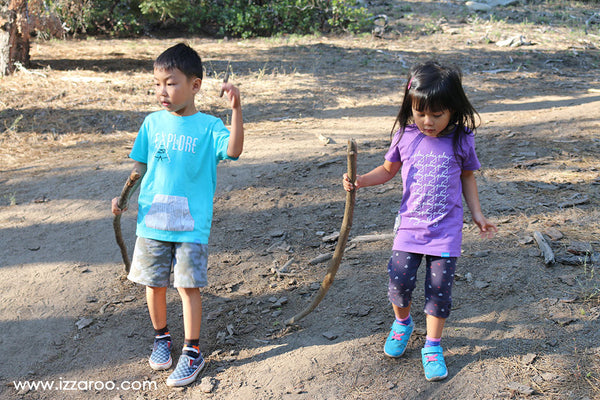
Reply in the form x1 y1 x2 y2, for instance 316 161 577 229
1 1 600 399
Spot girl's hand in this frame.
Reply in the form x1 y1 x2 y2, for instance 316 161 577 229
343 173 359 192
111 197 127 215
473 214 497 239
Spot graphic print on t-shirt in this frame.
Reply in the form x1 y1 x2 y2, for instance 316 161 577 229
408 150 452 227
153 132 200 162
154 133 171 162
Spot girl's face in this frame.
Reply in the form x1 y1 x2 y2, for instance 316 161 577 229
154 67 201 116
412 107 452 137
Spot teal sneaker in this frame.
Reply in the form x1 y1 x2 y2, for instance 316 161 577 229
384 320 414 357
421 345 448 381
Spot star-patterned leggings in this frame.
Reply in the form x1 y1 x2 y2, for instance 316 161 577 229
387 251 457 319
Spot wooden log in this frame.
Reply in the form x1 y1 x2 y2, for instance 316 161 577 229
285 139 357 325
533 231 555 265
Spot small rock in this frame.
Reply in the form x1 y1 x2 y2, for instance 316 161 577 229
345 305 373 317
198 377 215 393
544 227 563 241
472 250 490 257
465 1 492 12
75 317 93 330
216 331 227 343
540 372 561 381
518 236 534 245
506 382 535 395
269 230 285 238
322 331 338 340
322 232 340 242
474 280 490 289
273 297 288 307
522 353 537 365
226 324 235 336
497 35 533 47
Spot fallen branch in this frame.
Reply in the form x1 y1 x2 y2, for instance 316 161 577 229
558 194 589 208
113 170 141 274
533 231 555 265
350 233 395 243
286 139 357 325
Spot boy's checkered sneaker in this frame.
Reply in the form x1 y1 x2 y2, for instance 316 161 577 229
166 348 205 387
149 335 172 370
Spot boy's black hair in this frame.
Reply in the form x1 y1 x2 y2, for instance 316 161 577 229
391 61 479 154
154 43 203 80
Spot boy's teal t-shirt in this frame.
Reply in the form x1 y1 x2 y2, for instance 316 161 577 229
130 110 233 244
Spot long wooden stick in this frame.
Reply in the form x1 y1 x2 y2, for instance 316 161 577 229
285 139 357 325
113 170 141 274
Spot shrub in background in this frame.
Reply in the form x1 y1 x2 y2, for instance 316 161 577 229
39 0 372 37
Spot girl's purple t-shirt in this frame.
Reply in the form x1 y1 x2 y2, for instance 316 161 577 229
385 124 481 257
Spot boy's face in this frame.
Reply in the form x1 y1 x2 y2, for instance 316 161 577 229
153 67 201 117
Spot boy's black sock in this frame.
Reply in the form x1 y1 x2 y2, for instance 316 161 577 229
183 339 200 358
154 326 170 338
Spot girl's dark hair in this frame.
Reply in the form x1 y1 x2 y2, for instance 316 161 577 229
391 61 479 153
154 43 203 80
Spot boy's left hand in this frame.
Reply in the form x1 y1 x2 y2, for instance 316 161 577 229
221 83 241 109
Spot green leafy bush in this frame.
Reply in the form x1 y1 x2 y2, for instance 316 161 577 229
42 0 372 37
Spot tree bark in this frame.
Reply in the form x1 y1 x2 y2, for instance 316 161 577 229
0 0 30 77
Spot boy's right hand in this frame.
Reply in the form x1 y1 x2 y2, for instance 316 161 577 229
221 83 242 110
111 197 126 215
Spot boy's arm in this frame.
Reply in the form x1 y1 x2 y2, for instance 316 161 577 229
221 83 244 158
461 170 497 238
111 161 147 215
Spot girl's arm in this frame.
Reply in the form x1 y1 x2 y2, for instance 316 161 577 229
222 83 244 158
111 161 147 215
461 170 497 238
343 160 401 191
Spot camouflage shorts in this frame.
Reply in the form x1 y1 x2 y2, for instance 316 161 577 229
127 237 208 288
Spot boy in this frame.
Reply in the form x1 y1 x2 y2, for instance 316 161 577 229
111 43 243 387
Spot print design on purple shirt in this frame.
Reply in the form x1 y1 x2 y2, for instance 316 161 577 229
408 150 453 228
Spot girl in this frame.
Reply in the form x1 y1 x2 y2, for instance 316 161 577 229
343 61 497 381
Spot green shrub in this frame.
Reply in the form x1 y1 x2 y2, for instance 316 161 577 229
42 0 372 37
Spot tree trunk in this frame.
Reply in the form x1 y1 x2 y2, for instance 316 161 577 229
0 0 30 77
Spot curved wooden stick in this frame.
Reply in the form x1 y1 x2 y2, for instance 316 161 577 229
113 170 141 274
285 139 357 325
